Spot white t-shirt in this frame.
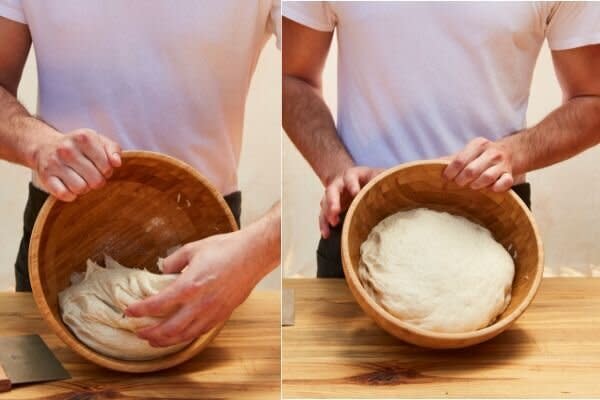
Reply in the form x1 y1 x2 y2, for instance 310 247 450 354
0 0 281 195
284 2 600 168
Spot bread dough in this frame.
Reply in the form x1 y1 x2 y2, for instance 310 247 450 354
59 255 191 360
358 208 514 333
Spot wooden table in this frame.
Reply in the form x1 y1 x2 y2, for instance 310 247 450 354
0 290 280 400
283 278 600 398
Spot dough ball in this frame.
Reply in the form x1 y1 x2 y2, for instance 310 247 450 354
59 255 191 361
358 208 514 333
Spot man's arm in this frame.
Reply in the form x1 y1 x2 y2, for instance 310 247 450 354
283 18 351 184
126 202 281 347
444 44 600 191
283 17 382 237
0 17 121 201
0 16 37 166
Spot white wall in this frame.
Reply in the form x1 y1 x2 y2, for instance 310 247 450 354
0 37 282 291
283 38 600 278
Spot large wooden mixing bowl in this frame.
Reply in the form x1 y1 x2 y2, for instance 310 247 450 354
341 161 543 349
29 151 238 372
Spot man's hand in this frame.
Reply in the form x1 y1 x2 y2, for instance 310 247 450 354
125 232 260 347
31 129 122 201
443 137 515 192
320 166 384 238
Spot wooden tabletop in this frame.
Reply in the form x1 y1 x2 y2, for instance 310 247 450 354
0 290 280 400
283 278 600 398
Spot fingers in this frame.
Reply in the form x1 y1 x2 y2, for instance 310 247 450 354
469 164 504 190
59 149 106 191
146 309 226 348
444 137 516 192
319 199 331 239
492 173 514 192
324 178 344 227
354 166 381 188
64 130 121 188
320 167 382 237
136 302 198 346
99 135 122 168
343 169 361 196
46 176 76 202
37 130 123 202
343 166 380 195
59 166 89 195
72 131 114 179
453 150 497 187
162 246 191 274
443 137 488 181
125 281 185 318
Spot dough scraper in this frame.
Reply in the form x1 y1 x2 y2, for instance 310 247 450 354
0 335 70 392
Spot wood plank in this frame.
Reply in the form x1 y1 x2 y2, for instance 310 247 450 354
0 290 280 400
283 278 600 398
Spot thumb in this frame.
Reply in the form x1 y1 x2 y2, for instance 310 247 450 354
356 167 381 186
100 137 122 168
162 246 191 274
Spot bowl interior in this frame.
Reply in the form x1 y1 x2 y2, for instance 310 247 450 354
30 151 237 368
344 162 542 332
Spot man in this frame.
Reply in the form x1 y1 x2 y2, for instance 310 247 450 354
283 2 600 278
0 0 281 348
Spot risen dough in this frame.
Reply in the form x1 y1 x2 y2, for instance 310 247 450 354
59 255 191 360
358 208 514 333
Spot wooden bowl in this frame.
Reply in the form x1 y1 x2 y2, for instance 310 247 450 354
29 151 238 372
341 161 543 349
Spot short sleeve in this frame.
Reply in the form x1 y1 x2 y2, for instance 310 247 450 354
546 2 600 50
268 0 282 50
282 1 336 32
0 0 26 24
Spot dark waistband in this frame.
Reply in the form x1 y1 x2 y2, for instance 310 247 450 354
26 182 242 228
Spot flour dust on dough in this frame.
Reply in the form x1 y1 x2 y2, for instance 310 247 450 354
358 208 515 333
59 255 191 361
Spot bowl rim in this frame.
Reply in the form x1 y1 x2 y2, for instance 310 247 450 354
341 160 544 342
28 150 237 372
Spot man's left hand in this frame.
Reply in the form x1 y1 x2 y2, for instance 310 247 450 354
125 231 259 347
443 137 515 192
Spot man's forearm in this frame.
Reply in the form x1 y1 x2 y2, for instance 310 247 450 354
241 201 281 285
503 96 600 175
283 76 354 185
0 85 59 168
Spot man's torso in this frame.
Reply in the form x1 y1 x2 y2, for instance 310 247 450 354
285 2 598 167
13 0 278 194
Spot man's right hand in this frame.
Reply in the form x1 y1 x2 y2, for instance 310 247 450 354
319 166 384 238
31 129 122 202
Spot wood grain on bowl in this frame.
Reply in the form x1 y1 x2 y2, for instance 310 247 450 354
28 151 238 372
341 161 544 349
